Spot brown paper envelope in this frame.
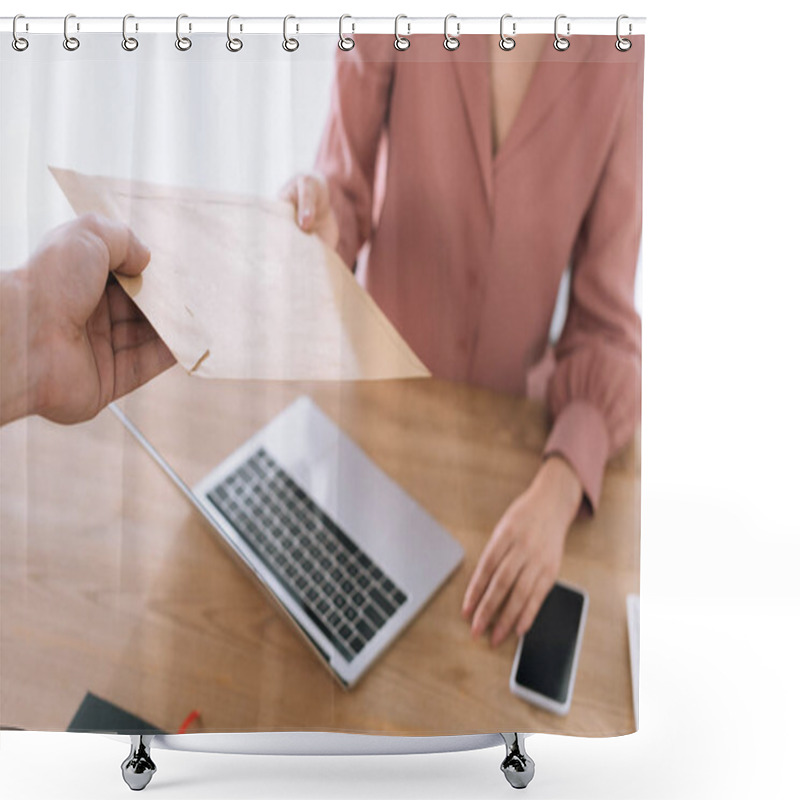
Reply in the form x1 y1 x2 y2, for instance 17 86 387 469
50 167 430 381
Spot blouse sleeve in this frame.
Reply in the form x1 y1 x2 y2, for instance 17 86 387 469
543 71 643 514
314 37 395 270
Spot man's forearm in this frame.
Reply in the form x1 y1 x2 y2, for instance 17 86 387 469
0 270 39 425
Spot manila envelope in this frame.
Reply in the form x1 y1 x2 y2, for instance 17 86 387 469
51 167 430 382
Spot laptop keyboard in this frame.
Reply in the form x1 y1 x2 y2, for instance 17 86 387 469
206 447 408 663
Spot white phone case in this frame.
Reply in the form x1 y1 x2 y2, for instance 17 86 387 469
509 582 589 716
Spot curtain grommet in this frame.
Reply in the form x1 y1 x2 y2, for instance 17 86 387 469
499 14 516 51
615 14 632 52
394 15 410 51
175 14 192 51
338 14 355 51
282 15 299 52
554 15 570 51
63 13 80 51
443 14 460 51
226 15 243 52
11 14 29 51
121 14 138 51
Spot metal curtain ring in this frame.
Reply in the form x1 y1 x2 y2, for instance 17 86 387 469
226 15 243 52
122 14 138 51
394 15 410 51
175 14 192 51
12 14 28 51
283 15 299 52
553 14 570 51
63 13 80 51
499 14 515 51
443 14 460 51
338 14 355 51
616 14 632 51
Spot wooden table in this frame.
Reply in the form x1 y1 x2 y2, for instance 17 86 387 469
0 367 639 736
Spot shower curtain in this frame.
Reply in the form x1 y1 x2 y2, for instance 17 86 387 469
0 21 643 743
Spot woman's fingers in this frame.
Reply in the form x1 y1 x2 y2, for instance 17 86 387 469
280 176 326 233
279 175 338 249
489 567 539 647
278 178 306 228
470 549 524 640
297 176 319 231
461 524 513 619
515 572 554 638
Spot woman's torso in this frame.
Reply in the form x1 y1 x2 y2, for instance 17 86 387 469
358 35 636 395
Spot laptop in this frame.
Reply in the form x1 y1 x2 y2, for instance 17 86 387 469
116 396 464 688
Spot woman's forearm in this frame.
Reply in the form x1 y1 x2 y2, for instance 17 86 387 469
530 454 584 525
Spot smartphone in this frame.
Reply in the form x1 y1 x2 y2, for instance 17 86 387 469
509 582 589 716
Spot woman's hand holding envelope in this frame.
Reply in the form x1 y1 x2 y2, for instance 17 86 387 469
280 174 339 251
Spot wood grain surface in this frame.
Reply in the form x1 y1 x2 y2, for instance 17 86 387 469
0 367 639 736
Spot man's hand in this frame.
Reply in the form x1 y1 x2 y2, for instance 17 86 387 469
461 456 583 647
0 214 175 426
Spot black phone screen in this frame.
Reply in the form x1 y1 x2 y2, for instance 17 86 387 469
514 583 585 703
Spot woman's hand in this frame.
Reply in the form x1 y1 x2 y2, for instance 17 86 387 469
461 456 584 647
279 174 339 251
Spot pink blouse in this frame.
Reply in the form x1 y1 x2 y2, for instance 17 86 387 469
315 35 643 511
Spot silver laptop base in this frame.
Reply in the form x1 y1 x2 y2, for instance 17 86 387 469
119 732 534 790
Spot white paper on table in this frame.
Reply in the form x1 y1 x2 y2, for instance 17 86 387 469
626 593 640 729
51 167 430 382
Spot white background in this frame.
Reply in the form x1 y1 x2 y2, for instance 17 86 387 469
1 1 799 798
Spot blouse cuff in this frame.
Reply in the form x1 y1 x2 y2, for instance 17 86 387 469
543 400 610 514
